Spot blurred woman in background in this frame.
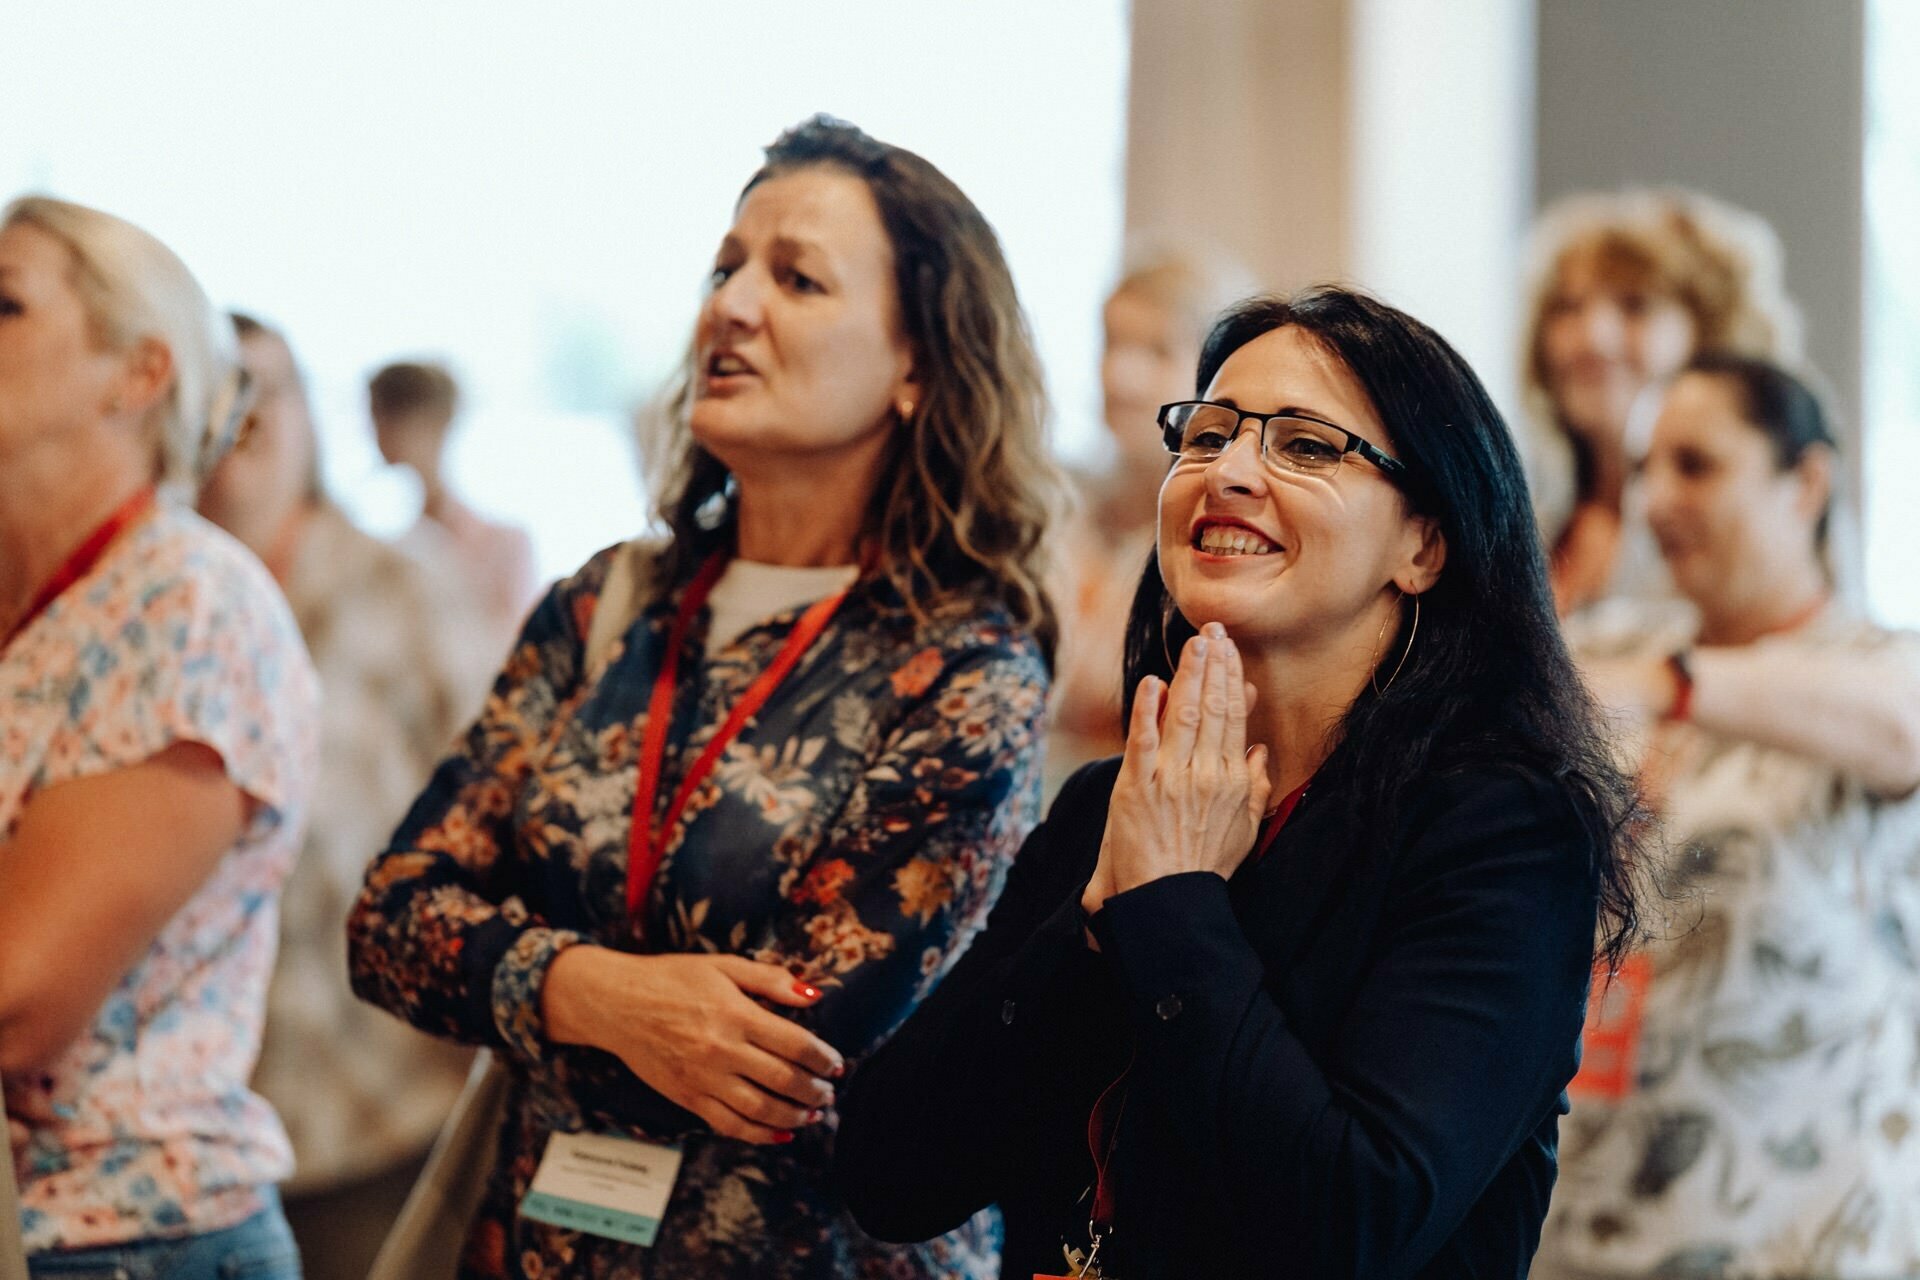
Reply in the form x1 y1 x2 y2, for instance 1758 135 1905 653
1519 189 1799 614
0 197 317 1278
1535 356 1920 1279
1048 243 1253 787
347 116 1061 1279
197 314 485 1280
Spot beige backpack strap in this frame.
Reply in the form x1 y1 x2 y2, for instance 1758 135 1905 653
370 538 663 1280
366 1051 508 1280
584 539 655 677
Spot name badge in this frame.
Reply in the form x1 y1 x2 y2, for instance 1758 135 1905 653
519 1131 683 1246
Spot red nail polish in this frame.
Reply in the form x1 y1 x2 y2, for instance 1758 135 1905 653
794 981 821 1000
773 1130 796 1144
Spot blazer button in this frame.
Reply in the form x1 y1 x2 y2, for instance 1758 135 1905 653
1001 998 1017 1025
1155 994 1183 1021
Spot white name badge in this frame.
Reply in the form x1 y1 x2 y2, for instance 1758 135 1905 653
519 1131 684 1246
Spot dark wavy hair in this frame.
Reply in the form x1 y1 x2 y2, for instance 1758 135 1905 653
649 115 1063 663
1679 351 1838 557
1122 287 1644 971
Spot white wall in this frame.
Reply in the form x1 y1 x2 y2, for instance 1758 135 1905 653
1351 0 1535 419
1865 0 1920 625
1124 0 1535 419
3 2 1129 579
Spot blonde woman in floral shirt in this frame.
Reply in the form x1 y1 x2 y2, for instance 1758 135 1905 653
347 116 1060 1280
0 198 317 1277
1535 355 1920 1278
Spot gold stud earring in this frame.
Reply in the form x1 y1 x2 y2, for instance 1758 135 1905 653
898 399 916 421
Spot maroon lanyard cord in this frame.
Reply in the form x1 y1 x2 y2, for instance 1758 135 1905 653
2 487 155 657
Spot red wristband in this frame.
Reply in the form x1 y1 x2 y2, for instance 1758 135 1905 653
1665 650 1695 723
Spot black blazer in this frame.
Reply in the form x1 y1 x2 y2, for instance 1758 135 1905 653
833 756 1597 1279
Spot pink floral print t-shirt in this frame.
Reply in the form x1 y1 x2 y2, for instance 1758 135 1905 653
1 501 319 1253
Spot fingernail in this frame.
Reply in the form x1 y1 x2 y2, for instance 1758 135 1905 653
1192 637 1208 656
829 1063 846 1079
807 1108 826 1123
794 981 821 1000
773 1130 796 1144
1205 621 1227 639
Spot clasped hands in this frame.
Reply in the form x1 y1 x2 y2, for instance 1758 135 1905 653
1082 621 1272 923
542 948 844 1146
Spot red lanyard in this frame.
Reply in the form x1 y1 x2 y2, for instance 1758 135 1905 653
1252 776 1311 863
625 552 856 922
1085 773 1311 1232
1 487 155 656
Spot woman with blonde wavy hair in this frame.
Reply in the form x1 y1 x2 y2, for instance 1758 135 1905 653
1519 188 1800 614
1 197 318 1277
348 115 1061 1279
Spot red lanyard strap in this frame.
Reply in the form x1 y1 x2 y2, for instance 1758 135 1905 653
1252 776 1311 863
2 487 155 655
625 553 856 923
1086 1061 1132 1229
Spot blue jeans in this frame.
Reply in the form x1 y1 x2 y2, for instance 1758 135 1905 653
28 1191 302 1280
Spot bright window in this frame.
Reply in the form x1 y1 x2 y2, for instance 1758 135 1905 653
1867 0 1920 626
5 4 1128 581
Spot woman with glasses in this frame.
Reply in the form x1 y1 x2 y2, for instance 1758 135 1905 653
0 198 317 1278
1533 357 1920 1280
834 287 1643 1279
346 117 1059 1279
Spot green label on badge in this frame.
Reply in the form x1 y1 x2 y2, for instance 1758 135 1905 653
520 1189 663 1246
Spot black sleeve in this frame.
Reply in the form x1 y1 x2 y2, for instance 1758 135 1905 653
831 762 1128 1244
1088 767 1595 1278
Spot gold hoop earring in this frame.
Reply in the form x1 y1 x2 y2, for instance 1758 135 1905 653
1372 591 1420 696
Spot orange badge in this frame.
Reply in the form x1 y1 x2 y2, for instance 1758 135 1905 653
1569 952 1652 1102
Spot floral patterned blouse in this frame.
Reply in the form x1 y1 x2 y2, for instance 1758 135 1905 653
2 502 319 1254
1535 601 1920 1279
347 543 1049 1280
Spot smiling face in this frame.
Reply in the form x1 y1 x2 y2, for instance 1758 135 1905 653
1157 325 1441 653
0 221 125 463
1642 371 1827 620
1539 250 1696 452
688 166 917 480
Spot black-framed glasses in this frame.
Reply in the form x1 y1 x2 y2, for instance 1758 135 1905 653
1158 400 1408 483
